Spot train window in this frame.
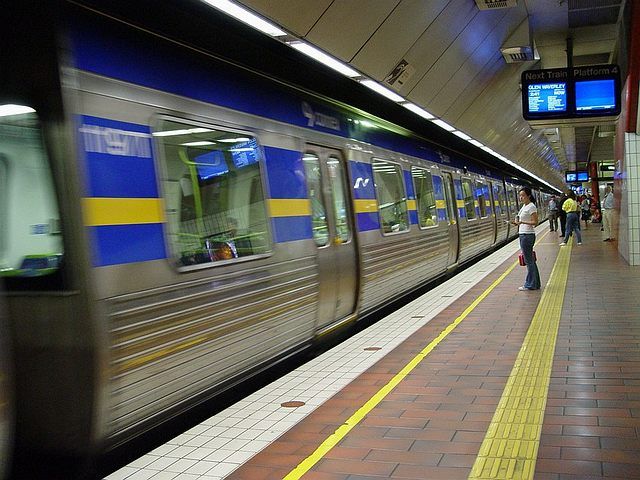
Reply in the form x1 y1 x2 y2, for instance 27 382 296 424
0 105 64 286
509 187 519 217
372 159 409 234
461 179 476 220
476 182 487 218
327 156 351 243
494 184 506 216
155 119 270 268
411 167 437 227
302 153 329 246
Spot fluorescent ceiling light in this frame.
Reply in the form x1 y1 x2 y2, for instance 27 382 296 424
289 42 359 78
468 139 484 148
401 103 435 120
153 127 213 137
228 147 254 152
452 130 471 141
432 119 455 132
201 0 287 36
359 80 405 103
181 141 216 146
218 137 251 143
0 104 36 117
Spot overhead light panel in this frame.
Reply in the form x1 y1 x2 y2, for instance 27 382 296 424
359 80 405 103
402 103 435 120
201 0 287 36
0 104 36 117
289 42 360 78
432 119 455 132
468 139 484 148
452 130 471 140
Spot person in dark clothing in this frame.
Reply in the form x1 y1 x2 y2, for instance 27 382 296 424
558 193 568 238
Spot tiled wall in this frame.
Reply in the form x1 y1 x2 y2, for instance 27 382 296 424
620 132 640 265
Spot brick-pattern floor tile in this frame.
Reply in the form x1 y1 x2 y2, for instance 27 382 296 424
229 228 640 479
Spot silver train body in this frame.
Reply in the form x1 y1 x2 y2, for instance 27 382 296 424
0 3 550 471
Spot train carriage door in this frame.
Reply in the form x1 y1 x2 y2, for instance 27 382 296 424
302 147 358 331
442 172 460 267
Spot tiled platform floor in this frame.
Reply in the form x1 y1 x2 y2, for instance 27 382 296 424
227 227 640 480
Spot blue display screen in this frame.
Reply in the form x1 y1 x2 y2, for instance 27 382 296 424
527 82 567 113
195 150 228 180
565 172 577 182
575 79 616 111
230 139 259 168
576 171 588 181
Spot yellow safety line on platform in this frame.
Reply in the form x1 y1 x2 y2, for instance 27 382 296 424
284 252 530 479
468 242 572 480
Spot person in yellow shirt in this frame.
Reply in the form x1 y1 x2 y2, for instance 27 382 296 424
560 191 582 246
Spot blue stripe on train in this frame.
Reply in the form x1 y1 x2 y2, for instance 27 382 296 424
263 146 307 199
89 224 167 267
272 216 313 243
79 116 159 198
350 161 375 199
357 212 380 232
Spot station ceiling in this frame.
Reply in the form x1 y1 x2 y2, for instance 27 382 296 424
236 0 629 189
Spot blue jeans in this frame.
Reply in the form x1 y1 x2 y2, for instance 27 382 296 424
564 212 582 244
519 233 540 289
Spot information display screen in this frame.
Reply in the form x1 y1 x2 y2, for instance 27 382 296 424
527 82 567 113
522 65 620 121
576 171 588 181
565 172 577 182
575 79 616 111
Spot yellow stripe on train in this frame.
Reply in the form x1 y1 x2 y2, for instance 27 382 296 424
83 198 165 226
406 199 416 211
354 199 379 213
436 199 446 209
267 198 312 217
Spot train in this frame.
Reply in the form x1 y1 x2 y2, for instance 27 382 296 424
0 2 551 476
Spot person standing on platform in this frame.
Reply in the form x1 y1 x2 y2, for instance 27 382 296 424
602 185 615 241
558 193 568 238
560 190 582 246
548 195 558 231
512 187 540 291
580 195 591 228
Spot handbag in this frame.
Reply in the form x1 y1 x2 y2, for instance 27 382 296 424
518 251 536 266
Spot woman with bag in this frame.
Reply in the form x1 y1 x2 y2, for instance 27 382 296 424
512 187 540 291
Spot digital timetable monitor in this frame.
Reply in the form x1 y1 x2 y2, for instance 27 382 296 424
565 171 588 183
522 65 621 121
527 82 567 114
575 79 616 112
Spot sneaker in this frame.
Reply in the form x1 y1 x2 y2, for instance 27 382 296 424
603 238 610 242
577 242 582 245
559 242 566 246
518 286 529 291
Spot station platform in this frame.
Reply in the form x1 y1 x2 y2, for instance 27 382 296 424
105 224 640 480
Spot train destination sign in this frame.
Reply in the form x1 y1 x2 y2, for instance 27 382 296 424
522 65 620 121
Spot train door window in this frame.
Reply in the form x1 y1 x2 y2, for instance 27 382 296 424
372 158 409 234
155 119 270 268
494 183 506 216
510 187 519 217
476 181 487 218
411 167 437 227
327 156 351 243
302 153 329 246
461 178 476 220
0 105 64 286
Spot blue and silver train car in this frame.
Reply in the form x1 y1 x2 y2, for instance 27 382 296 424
0 2 548 469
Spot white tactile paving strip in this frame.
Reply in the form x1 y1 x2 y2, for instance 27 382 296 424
105 230 538 480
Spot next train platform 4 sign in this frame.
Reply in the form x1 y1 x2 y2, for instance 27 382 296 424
522 65 621 123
